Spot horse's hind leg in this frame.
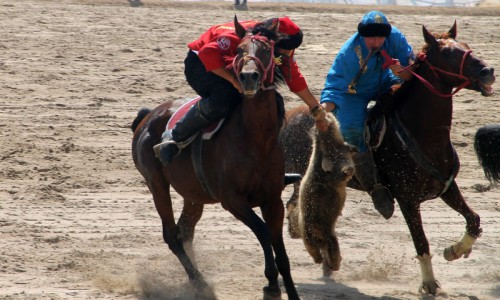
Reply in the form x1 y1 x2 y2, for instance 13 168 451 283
149 182 215 299
177 199 204 266
440 181 482 261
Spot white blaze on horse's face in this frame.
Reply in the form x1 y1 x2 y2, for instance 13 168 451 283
241 52 261 97
235 35 274 98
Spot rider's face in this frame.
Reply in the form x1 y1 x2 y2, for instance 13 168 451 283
363 36 386 50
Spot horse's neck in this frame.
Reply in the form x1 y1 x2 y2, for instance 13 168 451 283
395 64 454 144
240 90 280 138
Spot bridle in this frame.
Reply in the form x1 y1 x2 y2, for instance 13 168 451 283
232 34 276 90
403 47 473 98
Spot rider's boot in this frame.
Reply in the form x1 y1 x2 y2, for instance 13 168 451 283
354 151 394 219
154 102 212 165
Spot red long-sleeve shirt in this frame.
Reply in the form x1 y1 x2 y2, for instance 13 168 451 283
187 20 308 93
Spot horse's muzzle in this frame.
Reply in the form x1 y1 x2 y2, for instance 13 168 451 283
478 67 495 96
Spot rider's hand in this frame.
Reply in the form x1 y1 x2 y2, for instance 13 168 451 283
310 106 329 132
388 60 403 76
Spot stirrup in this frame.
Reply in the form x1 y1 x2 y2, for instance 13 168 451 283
153 140 177 159
153 133 199 164
154 141 181 165
284 173 302 186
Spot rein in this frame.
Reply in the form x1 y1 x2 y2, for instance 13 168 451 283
232 35 276 90
404 49 472 98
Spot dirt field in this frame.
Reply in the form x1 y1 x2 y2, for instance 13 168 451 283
0 1 499 299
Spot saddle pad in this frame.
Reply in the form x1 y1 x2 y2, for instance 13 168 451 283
166 96 224 140
166 96 201 131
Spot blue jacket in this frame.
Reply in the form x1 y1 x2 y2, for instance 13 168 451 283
320 27 414 131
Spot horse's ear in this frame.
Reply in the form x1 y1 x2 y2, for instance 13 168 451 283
448 21 457 39
234 15 246 39
422 25 438 49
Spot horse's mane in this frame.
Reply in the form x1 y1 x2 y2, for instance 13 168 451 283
378 30 456 112
392 31 453 99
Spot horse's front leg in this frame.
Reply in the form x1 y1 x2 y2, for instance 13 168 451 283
222 197 284 300
439 181 482 261
262 198 300 300
399 200 445 296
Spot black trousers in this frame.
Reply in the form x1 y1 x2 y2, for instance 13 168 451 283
184 50 242 121
184 50 285 124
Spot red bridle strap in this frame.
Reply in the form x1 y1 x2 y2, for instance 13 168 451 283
404 49 472 98
232 35 276 90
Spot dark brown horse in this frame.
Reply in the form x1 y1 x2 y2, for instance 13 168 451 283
474 124 500 184
281 23 495 295
131 17 299 300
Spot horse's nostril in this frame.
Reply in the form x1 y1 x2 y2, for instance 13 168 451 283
251 72 260 81
239 73 246 82
479 67 493 78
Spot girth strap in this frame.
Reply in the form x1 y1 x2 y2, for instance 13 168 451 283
191 135 218 200
391 112 459 197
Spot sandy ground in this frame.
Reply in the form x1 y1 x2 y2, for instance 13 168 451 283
0 1 499 299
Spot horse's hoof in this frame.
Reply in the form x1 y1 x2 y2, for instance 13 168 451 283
444 233 476 261
443 245 461 261
419 280 446 296
194 279 217 300
263 286 282 300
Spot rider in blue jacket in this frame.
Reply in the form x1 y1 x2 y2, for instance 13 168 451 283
321 11 415 219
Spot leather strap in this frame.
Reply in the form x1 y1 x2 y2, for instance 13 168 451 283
191 135 217 200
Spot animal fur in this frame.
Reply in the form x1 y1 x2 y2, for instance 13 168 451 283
474 124 500 183
289 111 355 277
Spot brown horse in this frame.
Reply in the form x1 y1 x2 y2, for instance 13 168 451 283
131 17 299 300
281 23 495 295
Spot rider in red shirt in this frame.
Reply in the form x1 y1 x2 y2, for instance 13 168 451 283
155 17 324 165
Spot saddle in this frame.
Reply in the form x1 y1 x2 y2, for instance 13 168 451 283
163 96 300 199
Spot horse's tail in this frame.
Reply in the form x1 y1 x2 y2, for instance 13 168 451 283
474 124 500 183
131 108 152 133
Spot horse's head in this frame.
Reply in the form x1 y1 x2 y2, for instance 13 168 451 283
233 16 277 98
421 22 495 96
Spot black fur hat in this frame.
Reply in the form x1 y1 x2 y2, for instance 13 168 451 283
257 17 304 50
277 30 303 50
357 11 392 38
